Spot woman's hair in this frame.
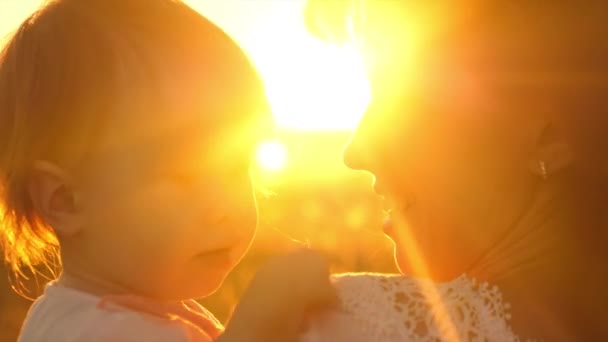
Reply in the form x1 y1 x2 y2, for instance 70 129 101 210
307 2 608 175
0 0 261 281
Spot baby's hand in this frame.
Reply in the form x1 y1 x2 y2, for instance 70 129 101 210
219 249 338 342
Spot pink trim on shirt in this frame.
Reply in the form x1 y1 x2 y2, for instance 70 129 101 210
97 295 223 341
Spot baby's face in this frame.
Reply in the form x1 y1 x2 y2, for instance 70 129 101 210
70 55 268 300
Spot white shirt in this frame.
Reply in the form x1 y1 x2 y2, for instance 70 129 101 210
19 282 221 342
302 273 521 342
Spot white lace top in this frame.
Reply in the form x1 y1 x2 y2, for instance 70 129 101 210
302 273 521 342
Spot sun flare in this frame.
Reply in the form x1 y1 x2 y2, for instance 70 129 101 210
256 140 288 172
259 42 370 131
236 2 371 132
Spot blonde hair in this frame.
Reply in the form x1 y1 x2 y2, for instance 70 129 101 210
0 0 262 284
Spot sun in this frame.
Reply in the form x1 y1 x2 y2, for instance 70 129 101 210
260 42 370 131
256 140 288 172
2 1 371 132
187 0 371 131
237 3 371 132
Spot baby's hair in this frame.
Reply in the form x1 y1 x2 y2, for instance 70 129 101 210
0 0 263 286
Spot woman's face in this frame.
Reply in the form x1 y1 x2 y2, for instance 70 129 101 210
345 19 543 280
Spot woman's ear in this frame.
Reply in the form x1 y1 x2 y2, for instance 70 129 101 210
28 160 84 237
529 121 575 178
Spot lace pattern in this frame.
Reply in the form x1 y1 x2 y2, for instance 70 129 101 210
302 273 521 342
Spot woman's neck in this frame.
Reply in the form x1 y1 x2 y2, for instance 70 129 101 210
468 184 606 340
468 182 569 280
479 218 576 340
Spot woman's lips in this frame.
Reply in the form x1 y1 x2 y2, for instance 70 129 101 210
373 178 387 196
374 178 416 210
382 198 416 238
383 215 395 236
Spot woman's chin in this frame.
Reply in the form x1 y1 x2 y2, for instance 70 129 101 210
392 245 413 276
389 238 436 280
383 215 414 275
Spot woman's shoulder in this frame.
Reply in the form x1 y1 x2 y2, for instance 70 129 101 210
302 273 519 342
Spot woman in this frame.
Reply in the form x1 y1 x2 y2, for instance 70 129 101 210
302 1 608 340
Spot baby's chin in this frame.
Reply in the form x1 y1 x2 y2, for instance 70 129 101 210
146 270 232 301
186 273 229 299
139 257 242 301
159 244 252 300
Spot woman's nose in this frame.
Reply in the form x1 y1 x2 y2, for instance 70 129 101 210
344 100 395 172
344 99 390 171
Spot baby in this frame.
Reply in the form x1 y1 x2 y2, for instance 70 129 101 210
0 0 334 341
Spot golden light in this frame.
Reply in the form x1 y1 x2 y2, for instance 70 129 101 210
236 2 371 132
260 43 370 131
256 140 288 172
1 1 371 133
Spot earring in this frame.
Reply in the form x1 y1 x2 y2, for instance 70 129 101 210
539 160 548 180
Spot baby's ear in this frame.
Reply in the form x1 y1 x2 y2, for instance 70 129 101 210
28 160 83 237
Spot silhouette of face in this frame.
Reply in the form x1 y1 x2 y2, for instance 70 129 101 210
344 3 541 281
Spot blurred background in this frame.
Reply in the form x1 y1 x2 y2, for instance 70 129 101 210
0 0 398 339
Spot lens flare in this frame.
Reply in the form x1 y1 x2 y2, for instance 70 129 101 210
256 141 288 172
